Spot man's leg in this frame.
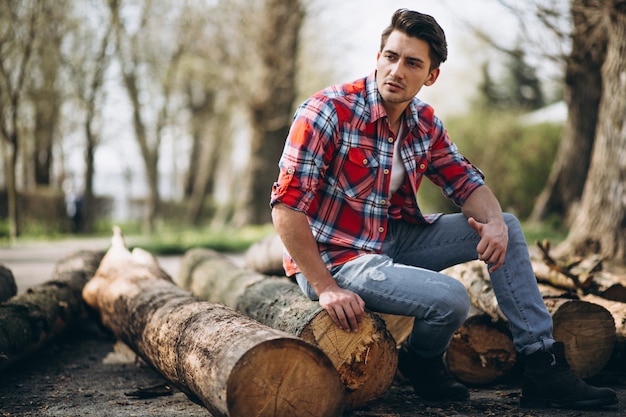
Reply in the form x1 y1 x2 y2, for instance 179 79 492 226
295 253 471 401
384 213 553 354
385 213 617 408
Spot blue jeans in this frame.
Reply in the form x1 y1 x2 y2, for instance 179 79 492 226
296 213 554 357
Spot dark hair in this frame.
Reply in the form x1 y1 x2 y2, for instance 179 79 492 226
380 9 448 70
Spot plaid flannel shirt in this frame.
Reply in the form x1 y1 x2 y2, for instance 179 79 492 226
270 72 484 276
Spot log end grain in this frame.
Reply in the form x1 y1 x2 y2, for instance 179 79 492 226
446 314 517 386
548 299 616 378
300 311 397 410
227 338 345 417
375 313 415 347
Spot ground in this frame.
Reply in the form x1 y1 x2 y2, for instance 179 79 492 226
0 239 625 417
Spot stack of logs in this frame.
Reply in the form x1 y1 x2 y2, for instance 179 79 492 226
244 234 626 386
2 230 626 417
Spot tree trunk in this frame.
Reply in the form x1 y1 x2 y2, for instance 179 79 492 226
443 261 615 378
559 2 626 263
530 0 607 225
178 248 398 410
83 230 344 417
446 307 516 386
0 250 103 371
238 0 304 226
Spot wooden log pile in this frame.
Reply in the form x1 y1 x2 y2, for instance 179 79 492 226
178 248 398 410
243 234 626 385
0 250 104 371
82 228 345 417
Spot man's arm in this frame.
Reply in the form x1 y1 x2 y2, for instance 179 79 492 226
271 203 365 332
461 185 508 272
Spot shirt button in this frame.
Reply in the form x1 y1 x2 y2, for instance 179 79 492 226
380 199 386 205
378 227 385 233
362 159 369 165
383 169 390 175
287 167 295 174
388 137 394 143
419 163 426 170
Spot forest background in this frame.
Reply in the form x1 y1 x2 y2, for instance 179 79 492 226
1 0 624 265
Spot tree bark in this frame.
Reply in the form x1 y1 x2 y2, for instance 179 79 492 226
178 248 398 410
559 1 626 263
530 0 606 225
443 261 615 378
83 230 344 417
0 250 103 371
237 0 304 226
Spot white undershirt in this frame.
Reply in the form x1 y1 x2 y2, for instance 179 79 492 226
389 123 406 195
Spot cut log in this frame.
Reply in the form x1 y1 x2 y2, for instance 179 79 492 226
443 260 615 379
446 306 516 386
374 313 414 348
0 264 17 302
0 250 104 371
533 241 626 302
243 233 285 276
543 297 615 378
241 234 415 348
178 248 398 410
83 228 344 417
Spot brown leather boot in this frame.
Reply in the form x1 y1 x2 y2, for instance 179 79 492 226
521 342 618 409
397 344 469 401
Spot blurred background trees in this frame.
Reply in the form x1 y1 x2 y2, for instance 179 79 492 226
0 0 624 263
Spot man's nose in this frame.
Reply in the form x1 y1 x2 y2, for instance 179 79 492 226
389 61 403 78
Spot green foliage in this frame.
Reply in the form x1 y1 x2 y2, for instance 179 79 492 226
128 223 276 255
418 110 562 220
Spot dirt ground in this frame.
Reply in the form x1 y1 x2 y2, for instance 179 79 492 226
1 239 625 417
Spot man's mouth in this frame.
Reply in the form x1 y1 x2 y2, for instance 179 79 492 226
385 79 404 90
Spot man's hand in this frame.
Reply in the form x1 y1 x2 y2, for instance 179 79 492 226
468 217 508 272
318 286 365 333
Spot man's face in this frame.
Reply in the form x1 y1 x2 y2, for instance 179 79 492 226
376 30 440 110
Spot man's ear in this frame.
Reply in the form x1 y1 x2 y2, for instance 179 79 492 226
424 68 440 86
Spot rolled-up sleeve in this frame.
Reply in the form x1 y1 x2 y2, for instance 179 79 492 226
426 120 485 207
270 97 337 212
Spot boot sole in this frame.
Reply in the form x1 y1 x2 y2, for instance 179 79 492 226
520 394 618 409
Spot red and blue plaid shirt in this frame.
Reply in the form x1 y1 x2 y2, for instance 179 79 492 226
270 72 484 276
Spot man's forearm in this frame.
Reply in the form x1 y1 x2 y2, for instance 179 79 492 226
461 185 504 224
271 203 338 294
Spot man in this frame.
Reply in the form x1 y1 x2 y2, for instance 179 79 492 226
270 8 617 409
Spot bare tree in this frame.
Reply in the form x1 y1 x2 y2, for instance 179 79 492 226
0 0 41 239
27 1 67 188
559 0 626 262
63 0 115 233
109 0 188 233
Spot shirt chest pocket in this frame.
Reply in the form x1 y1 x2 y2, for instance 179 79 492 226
335 147 379 199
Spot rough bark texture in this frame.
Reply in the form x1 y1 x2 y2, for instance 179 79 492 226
0 265 17 302
82 230 344 417
0 250 103 371
446 307 516 386
530 0 606 224
178 248 398 410
561 1 626 262
443 261 615 378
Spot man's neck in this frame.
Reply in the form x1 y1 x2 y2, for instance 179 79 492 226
384 103 408 135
